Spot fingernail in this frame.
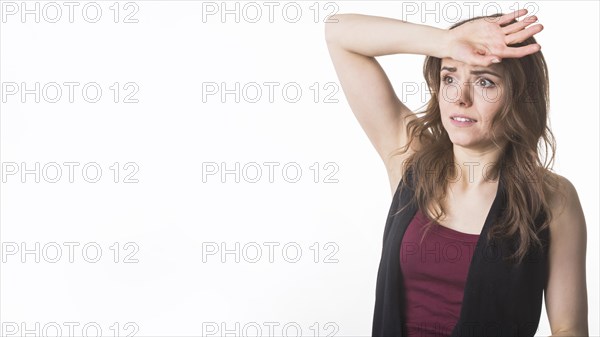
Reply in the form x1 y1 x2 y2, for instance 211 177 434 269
492 58 500 63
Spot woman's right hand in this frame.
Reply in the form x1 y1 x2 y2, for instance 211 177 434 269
445 9 543 67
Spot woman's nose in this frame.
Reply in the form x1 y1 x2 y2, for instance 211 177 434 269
442 81 473 106
455 81 473 107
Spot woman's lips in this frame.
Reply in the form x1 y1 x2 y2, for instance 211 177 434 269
450 116 477 126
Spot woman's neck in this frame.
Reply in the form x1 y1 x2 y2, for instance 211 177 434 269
451 144 504 190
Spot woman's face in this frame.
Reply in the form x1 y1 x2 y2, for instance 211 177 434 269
438 58 506 151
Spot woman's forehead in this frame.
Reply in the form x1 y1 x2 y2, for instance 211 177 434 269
438 59 504 75
440 58 504 74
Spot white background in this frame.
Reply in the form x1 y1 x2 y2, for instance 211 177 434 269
0 1 598 336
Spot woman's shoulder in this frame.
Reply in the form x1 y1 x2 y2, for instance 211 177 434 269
542 170 584 229
542 170 577 206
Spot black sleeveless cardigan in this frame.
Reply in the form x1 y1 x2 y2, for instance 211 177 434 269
372 167 550 337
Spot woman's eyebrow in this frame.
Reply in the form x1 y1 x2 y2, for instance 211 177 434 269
440 66 501 78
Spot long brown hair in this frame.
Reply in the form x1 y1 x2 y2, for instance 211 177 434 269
391 13 564 264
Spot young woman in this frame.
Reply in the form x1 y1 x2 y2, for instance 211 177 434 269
325 9 588 337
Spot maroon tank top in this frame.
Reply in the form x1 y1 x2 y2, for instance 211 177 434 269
400 209 480 337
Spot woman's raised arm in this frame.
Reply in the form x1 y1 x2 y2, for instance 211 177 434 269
324 10 543 195
324 14 451 194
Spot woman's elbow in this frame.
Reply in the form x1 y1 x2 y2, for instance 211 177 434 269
324 14 348 44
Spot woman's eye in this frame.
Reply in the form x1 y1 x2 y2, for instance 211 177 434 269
442 75 454 84
477 78 495 87
442 75 495 88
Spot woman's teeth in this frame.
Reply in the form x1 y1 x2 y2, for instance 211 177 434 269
452 117 476 122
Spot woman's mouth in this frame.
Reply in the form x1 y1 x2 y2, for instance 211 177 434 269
450 116 477 126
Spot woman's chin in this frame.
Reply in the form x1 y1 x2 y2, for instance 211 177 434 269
448 137 473 147
449 137 499 152
449 137 485 150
